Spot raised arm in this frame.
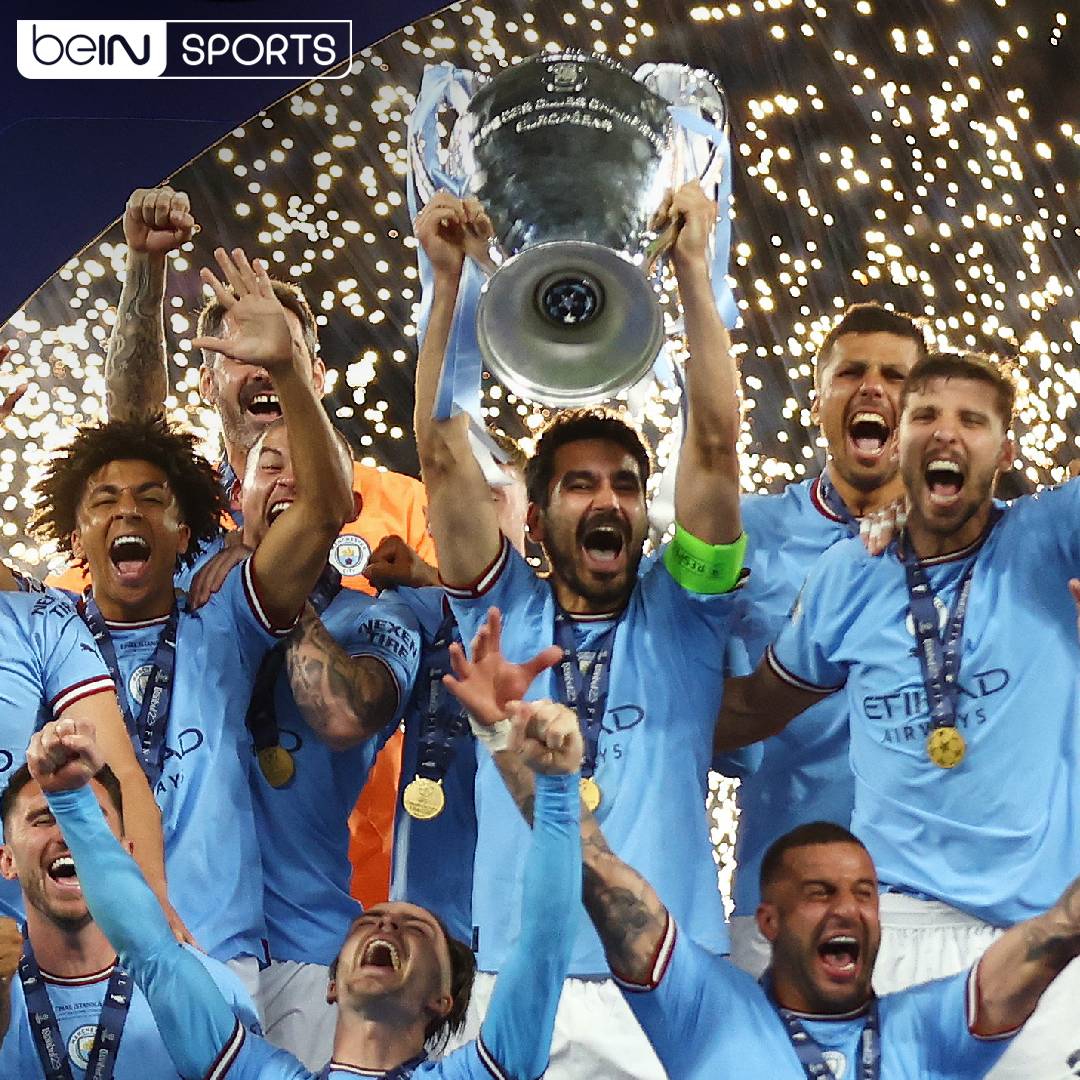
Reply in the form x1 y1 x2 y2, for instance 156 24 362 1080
412 193 502 587
282 606 402 750
27 720 241 1079
192 248 353 628
666 183 742 545
713 658 829 753
973 875 1080 1036
105 187 196 421
0 917 19 1044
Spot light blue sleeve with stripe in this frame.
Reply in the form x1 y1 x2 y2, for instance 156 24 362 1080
45 785 263 1079
475 770 581 1079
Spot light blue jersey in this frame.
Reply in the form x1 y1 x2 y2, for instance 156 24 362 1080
383 586 478 944
89 557 288 961
48 757 580 1080
768 485 1080 926
254 589 422 966
619 919 1013 1078
722 476 859 915
446 538 735 974
0 947 258 1078
0 589 115 921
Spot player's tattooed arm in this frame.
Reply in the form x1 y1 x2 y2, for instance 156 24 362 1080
0 916 20 1043
106 187 196 421
973 874 1080 1036
580 813 671 985
283 605 400 750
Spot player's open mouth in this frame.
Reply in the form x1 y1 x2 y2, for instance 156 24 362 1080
579 522 627 574
109 534 152 582
925 459 965 506
360 938 401 971
267 499 293 526
241 386 282 422
47 855 82 895
846 411 891 461
817 934 860 978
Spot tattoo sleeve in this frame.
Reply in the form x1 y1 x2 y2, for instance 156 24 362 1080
105 253 169 421
283 607 400 748
580 815 669 984
1022 877 1080 972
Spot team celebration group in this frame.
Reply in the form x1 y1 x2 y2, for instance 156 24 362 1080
0 160 1077 1080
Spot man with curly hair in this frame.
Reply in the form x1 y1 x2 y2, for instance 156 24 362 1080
413 185 744 1078
29 248 353 990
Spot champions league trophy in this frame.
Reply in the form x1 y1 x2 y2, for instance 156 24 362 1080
408 53 733 408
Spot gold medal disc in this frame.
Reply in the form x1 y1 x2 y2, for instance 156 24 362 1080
579 776 602 813
926 727 966 769
258 745 296 788
403 776 446 820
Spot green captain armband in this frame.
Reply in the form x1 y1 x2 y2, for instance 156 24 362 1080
663 524 747 594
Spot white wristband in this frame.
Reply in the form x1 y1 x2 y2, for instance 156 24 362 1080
468 713 512 753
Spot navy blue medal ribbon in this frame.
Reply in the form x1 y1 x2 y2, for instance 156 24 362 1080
761 971 879 1080
246 564 343 757
20 940 134 1080
413 610 470 786
78 596 179 787
552 610 618 780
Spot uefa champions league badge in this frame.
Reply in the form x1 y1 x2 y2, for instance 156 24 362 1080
128 663 154 706
68 1024 97 1070
329 535 371 577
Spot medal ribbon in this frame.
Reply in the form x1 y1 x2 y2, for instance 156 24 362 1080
552 610 618 780
413 609 470 785
761 971 879 1080
79 597 179 786
900 513 998 737
20 941 134 1080
815 471 859 531
246 565 343 755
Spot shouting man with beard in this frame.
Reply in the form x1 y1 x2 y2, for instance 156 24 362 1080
413 183 744 1078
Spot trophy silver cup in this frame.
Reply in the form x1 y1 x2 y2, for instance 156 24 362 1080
409 53 729 407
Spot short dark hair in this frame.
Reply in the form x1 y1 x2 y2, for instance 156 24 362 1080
328 914 475 1049
30 416 226 569
760 821 868 892
1 763 124 832
524 409 651 508
196 279 319 367
815 303 929 386
900 350 1017 427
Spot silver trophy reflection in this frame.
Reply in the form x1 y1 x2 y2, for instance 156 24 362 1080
409 53 729 407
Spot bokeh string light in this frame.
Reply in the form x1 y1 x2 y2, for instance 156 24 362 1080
1 0 1076 902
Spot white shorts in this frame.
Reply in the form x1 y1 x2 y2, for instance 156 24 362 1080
442 970 668 1079
254 959 338 1072
876 892 1080 1080
728 914 771 979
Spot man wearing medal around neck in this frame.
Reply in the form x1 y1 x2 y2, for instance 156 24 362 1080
0 761 259 1078
716 303 927 978
443 606 1080 1080
414 182 745 1079
717 350 1080 1077
237 423 426 1070
28 248 354 1000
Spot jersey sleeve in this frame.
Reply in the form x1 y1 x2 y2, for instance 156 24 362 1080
764 544 852 694
45 785 262 1080
347 594 424 727
477 771 580 1080
191 949 262 1035
208 557 294 671
615 918 754 1076
34 591 116 718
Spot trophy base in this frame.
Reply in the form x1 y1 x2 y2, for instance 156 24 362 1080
476 241 664 407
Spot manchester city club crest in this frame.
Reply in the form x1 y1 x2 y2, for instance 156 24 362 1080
67 1023 97 1069
127 663 154 706
330 534 371 577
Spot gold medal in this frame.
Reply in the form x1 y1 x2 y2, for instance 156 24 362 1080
258 745 295 788
403 776 446 820
579 776 602 813
926 727 965 769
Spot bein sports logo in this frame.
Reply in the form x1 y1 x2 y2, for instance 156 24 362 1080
17 20 351 81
